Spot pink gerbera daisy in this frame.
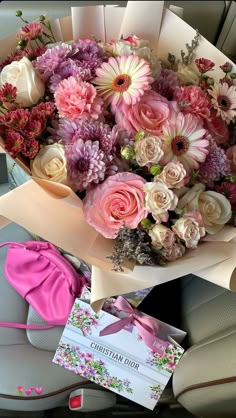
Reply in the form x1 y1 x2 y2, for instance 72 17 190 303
160 112 210 171
94 54 153 106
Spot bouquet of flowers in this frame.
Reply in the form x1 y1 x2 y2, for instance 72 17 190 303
0 1 236 307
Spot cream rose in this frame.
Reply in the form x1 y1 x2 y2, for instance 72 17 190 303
0 57 45 107
30 144 68 183
135 136 164 167
177 183 232 234
149 224 175 249
144 182 178 222
172 212 205 249
155 162 189 189
176 63 199 85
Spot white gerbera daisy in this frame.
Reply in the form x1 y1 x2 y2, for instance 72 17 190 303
160 112 210 172
94 54 153 106
208 82 236 124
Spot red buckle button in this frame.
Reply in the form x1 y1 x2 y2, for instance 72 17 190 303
69 395 82 409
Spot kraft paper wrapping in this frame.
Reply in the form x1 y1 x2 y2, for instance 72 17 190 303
1 2 236 310
0 179 235 311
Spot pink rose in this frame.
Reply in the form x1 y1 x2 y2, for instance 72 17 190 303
226 145 236 174
83 172 148 239
205 111 229 146
113 90 170 136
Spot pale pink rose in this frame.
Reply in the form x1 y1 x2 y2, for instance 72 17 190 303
226 145 236 174
205 111 229 146
149 224 175 249
161 243 186 261
83 172 148 239
172 211 205 249
143 182 178 222
54 75 103 121
155 162 189 189
113 90 170 136
134 135 164 167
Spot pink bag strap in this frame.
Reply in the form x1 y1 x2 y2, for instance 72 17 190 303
0 321 54 330
0 242 26 249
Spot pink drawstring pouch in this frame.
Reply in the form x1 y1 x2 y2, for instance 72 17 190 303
0 241 86 329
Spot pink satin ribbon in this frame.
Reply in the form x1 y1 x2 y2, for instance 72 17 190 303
100 296 169 355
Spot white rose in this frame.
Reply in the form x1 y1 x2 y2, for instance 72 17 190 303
132 46 161 78
177 183 232 234
172 214 205 249
161 243 186 261
155 161 189 189
31 144 68 183
144 182 178 222
198 191 232 234
177 183 205 209
0 57 45 107
149 224 175 249
111 41 133 56
176 63 199 85
135 135 163 167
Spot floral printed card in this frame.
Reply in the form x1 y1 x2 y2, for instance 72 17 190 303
53 299 185 410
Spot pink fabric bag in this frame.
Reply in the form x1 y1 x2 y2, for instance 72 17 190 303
0 241 86 329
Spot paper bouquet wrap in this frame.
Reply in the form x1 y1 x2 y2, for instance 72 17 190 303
0 1 236 311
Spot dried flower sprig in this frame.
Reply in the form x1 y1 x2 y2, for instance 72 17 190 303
107 225 165 272
181 30 200 65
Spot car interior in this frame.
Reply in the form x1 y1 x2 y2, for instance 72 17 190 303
0 1 236 417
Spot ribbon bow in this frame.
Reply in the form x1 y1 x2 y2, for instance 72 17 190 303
100 297 169 355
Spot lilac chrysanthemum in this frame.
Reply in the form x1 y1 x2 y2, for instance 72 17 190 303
199 141 230 187
34 43 73 81
152 69 181 100
70 39 105 77
49 59 92 92
65 139 106 190
58 118 117 153
71 39 104 61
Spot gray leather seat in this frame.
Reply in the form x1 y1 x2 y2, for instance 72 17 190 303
173 275 236 418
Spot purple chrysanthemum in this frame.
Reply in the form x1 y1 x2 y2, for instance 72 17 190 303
58 118 116 153
70 39 105 77
71 39 104 61
65 139 106 190
34 43 73 81
215 182 236 207
152 69 181 100
199 141 230 187
49 59 92 92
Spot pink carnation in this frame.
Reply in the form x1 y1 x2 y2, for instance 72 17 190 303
54 76 103 121
83 172 148 239
18 22 43 41
173 85 211 120
195 58 215 74
113 90 170 136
